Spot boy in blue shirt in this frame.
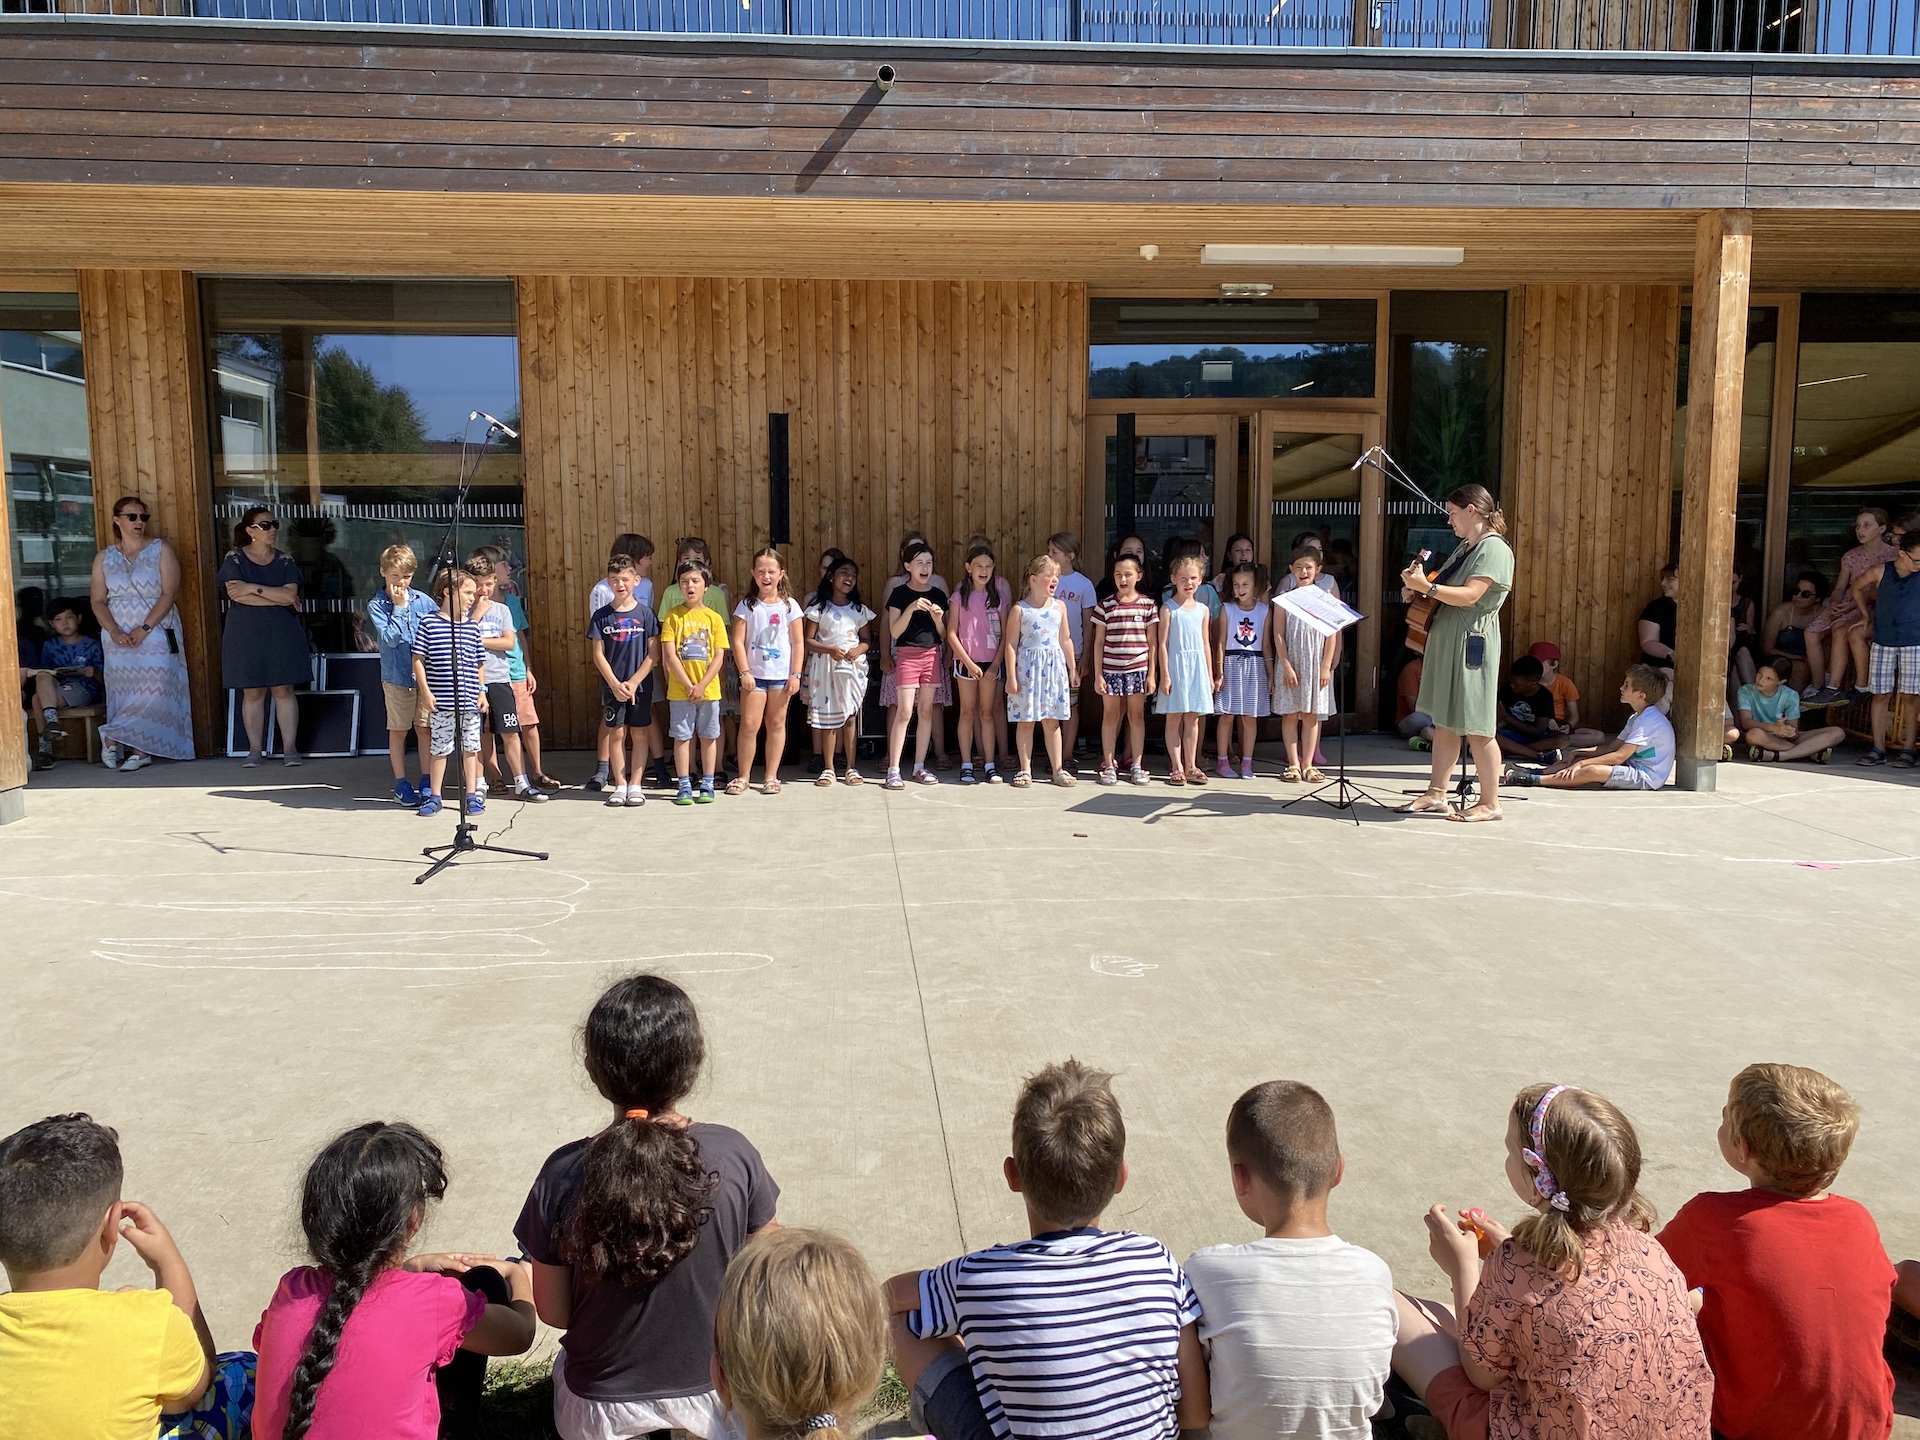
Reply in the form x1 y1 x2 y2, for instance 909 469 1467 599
589 554 660 808
26 599 103 772
367 544 440 805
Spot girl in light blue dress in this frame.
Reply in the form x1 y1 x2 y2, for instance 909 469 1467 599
1158 554 1216 785
1003 554 1077 788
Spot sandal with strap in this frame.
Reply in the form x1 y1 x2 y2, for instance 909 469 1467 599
1858 748 1888 767
1302 767 1329 783
1894 750 1919 769
1167 767 1186 785
1011 770 1033 788
1282 764 1302 783
1053 769 1077 787
725 777 750 796
1098 764 1118 785
1449 805 1505 823
763 778 783 794
1186 769 1207 785
1396 790 1450 814
814 770 836 787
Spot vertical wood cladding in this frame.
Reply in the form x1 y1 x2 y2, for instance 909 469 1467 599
77 268 219 757
1505 283 1682 733
517 276 1087 747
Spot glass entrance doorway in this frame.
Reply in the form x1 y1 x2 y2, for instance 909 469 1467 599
1085 412 1241 576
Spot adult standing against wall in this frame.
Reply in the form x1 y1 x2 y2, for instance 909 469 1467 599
218 506 309 767
89 495 194 772
1397 485 1514 822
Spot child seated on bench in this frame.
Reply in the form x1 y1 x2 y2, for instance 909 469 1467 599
26 598 103 770
1736 664 1846 764
1505 664 1674 790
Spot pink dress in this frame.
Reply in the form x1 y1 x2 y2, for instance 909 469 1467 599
1810 540 1897 635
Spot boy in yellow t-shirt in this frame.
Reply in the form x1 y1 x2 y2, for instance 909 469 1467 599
661 559 731 805
0 1113 242 1439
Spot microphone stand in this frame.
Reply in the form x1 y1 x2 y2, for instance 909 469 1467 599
417 413 550 885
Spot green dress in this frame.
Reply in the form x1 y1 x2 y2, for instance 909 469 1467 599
1416 534 1513 737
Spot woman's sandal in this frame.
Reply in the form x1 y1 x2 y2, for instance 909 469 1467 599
725 777 750 796
1395 790 1451 814
1858 748 1888 767
1011 770 1033 788
1448 805 1505 823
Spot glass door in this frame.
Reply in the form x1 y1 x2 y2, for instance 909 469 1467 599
1084 412 1240 578
1253 411 1385 720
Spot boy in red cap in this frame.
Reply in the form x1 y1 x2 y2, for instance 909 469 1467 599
1529 642 1606 750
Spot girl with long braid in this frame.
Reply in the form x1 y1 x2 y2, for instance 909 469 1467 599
252 1122 535 1439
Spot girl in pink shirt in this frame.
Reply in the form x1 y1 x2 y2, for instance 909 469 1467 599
945 540 1011 785
1389 1084 1713 1440
253 1122 535 1440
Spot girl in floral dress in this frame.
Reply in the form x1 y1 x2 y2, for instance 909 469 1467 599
1002 554 1076 789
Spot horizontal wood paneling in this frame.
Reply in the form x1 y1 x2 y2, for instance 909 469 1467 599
1506 282 1682 733
518 275 1086 747
76 268 219 757
4 23 1914 208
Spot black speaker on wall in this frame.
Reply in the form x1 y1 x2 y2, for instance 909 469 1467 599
768 412 791 545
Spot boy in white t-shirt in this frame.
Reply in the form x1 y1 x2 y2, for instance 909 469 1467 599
1048 531 1098 773
1185 1081 1397 1440
1507 663 1676 790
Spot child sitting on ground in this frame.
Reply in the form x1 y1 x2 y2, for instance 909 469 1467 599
1506 664 1674 790
885 1058 1209 1440
1185 1081 1397 1440
1390 1083 1712 1440
410 567 489 818
367 545 438 806
0 1112 252 1439
1529 641 1607 751
252 1122 535 1440
1736 663 1846 764
514 974 780 1440
1657 1064 1895 1440
712 1227 887 1440
1494 654 1567 762
25 598 104 771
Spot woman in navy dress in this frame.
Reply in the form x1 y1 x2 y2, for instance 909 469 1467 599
218 506 309 765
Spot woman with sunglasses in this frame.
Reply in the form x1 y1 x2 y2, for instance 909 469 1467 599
218 506 309 766
88 495 194 771
1763 571 1829 695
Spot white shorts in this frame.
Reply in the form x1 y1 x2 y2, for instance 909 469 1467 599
551 1349 744 1440
1604 763 1663 791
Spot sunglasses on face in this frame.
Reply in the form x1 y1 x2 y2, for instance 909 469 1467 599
119 512 150 523
1796 588 1816 598
250 519 280 532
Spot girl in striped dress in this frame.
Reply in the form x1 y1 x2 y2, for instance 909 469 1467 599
1271 547 1340 783
1213 563 1272 780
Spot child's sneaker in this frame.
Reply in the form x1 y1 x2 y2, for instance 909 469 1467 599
466 793 485 815
33 737 56 771
605 785 628 807
1408 734 1432 751
392 778 419 806
674 778 695 806
1240 758 1255 780
985 763 1003 784
40 710 67 740
653 758 676 790
1217 757 1234 779
960 762 977 785
417 793 443 817
696 777 716 804
884 768 906 790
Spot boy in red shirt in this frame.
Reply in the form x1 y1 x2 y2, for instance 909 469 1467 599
1658 1064 1895 1440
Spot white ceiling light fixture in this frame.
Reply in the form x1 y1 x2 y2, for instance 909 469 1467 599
1202 244 1465 267
1218 282 1274 298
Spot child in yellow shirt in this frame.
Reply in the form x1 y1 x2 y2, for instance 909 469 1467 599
661 559 731 805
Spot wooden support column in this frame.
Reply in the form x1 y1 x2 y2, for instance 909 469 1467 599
1673 210 1753 791
77 270 219 758
0 397 25 824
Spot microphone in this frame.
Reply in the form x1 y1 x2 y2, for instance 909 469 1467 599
470 410 520 440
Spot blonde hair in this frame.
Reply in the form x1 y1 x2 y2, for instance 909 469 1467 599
379 544 418 575
750 546 792 602
1624 663 1668 705
1509 1084 1655 1282
1170 553 1205 580
1727 1063 1859 1197
714 1228 886 1440
1025 553 1060 582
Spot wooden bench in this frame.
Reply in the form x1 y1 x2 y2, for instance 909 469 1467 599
40 703 106 764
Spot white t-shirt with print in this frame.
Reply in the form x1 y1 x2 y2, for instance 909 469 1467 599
734 596 804 681
1055 568 1098 639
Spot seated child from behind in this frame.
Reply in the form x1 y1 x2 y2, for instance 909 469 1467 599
1508 664 1674 790
1658 1064 1895 1440
1185 1081 1397 1440
885 1058 1209 1440
0 1113 218 1438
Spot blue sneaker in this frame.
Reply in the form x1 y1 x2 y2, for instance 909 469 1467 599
417 794 443 817
466 794 485 815
392 778 419 806
695 777 716 804
674 778 695 806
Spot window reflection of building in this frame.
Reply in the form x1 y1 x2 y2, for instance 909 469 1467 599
1090 298 1378 400
1 294 95 609
201 279 523 659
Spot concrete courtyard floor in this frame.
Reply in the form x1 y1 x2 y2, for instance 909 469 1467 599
3 736 1919 1423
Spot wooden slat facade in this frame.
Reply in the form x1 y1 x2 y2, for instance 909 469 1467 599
75 268 220 757
517 275 1086 748
0 396 24 811
1504 282 1683 733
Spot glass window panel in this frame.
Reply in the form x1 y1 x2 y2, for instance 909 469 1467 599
1090 298 1377 399
1787 294 1920 609
202 279 522 661
1267 427 1363 712
1 293 96 634
1105 432 1215 568
1671 306 1777 603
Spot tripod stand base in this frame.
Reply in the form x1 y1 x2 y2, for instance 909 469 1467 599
1281 773 1395 825
416 820 550 884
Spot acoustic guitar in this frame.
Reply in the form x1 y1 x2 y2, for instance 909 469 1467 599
1404 548 1440 655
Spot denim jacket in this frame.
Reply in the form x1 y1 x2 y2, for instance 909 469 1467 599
367 588 440 686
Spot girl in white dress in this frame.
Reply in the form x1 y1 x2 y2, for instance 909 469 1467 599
803 557 874 785
1271 548 1341 783
1002 554 1076 788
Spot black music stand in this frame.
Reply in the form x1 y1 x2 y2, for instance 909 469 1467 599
1275 592 1387 824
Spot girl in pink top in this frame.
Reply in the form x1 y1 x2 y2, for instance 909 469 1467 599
1804 507 1897 703
1390 1084 1712 1440
945 540 1011 784
253 1122 535 1440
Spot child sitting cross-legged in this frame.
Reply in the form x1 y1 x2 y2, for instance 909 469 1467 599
1390 1083 1712 1440
0 1112 254 1440
1505 663 1674 790
1737 663 1846 764
1657 1064 1896 1440
885 1058 1209 1440
1184 1081 1397 1440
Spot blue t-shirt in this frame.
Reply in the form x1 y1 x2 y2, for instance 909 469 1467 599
501 594 531 683
1736 683 1799 727
40 635 105 701
1619 705 1676 787
410 612 483 709
589 602 659 696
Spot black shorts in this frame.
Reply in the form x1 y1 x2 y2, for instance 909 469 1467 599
603 694 652 729
484 682 521 735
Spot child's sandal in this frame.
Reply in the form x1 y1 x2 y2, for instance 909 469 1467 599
1186 769 1207 785
1858 747 1888 767
1166 767 1186 785
1895 750 1918 769
1283 764 1302 783
725 776 750 795
1011 770 1033 788
1303 767 1329 783
763 778 783 794
815 770 836 787
1053 769 1077 787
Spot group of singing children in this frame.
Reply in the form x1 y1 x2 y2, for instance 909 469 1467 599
6 969 1915 1440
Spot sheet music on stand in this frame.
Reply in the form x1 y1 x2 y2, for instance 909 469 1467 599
1272 585 1363 639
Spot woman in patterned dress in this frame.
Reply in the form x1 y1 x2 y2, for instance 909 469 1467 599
88 495 194 770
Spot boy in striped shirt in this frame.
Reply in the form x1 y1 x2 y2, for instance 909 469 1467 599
886 1060 1209 1440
